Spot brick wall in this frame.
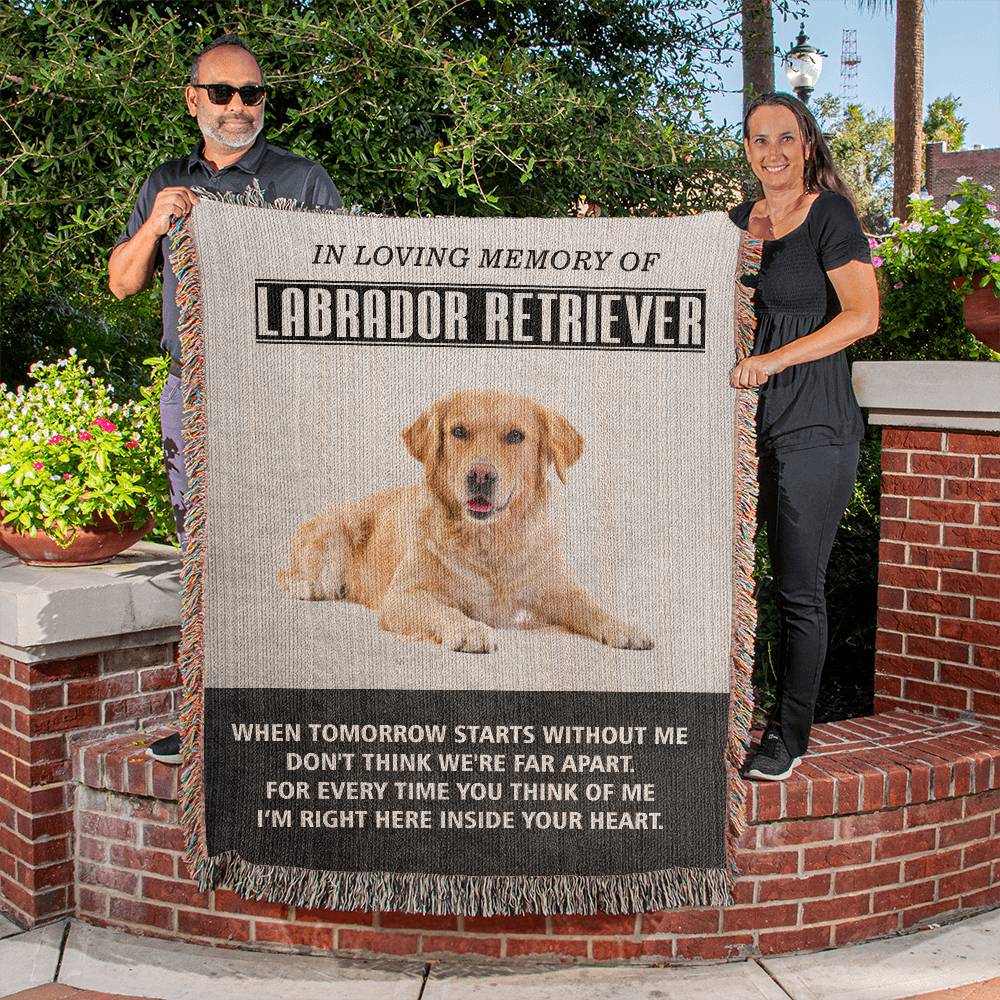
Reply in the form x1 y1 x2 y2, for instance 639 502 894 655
0 644 181 926
926 142 1000 205
876 428 1000 722
73 713 1000 962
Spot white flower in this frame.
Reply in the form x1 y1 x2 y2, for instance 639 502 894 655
956 176 971 183
943 200 960 213
927 225 938 232
985 218 1000 230
909 222 925 233
889 217 900 224
0 464 9 474
68 348 77 356
945 216 958 224
985 185 995 192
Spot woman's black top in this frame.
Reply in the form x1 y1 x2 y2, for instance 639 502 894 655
728 190 871 455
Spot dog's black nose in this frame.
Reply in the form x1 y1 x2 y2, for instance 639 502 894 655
467 464 496 494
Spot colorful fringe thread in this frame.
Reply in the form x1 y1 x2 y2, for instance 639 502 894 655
726 233 763 876
168 197 760 913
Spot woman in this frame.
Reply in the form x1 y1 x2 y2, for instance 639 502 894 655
729 92 879 781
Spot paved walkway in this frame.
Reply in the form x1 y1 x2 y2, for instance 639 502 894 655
0 910 998 1000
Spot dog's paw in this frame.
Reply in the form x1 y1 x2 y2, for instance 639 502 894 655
441 620 498 654
597 620 655 651
277 568 348 602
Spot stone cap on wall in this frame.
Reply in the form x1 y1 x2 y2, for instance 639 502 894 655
853 361 1000 432
0 541 180 663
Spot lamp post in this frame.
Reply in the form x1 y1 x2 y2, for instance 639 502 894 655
782 24 826 105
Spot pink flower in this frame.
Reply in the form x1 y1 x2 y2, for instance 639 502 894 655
77 431 93 441
988 203 997 212
868 237 879 249
62 472 73 480
990 254 1000 263
92 418 117 433
47 434 64 444
81 489 90 498
124 439 139 449
894 281 904 289
32 461 44 470
871 256 884 268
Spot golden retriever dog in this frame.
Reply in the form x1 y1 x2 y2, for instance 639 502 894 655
277 390 653 654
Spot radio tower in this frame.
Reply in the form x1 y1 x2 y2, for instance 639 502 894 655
840 29 860 107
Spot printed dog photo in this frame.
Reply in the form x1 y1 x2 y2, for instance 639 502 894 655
277 390 654 653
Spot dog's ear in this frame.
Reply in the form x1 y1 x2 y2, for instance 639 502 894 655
402 401 442 464
541 408 583 484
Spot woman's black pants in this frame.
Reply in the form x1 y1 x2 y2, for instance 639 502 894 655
757 441 860 758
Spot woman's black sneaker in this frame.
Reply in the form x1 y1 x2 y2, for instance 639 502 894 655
744 729 800 781
146 732 181 765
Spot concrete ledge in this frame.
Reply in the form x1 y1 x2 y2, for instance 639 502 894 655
852 362 1000 431
0 543 180 663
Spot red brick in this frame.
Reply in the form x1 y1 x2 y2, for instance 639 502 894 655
964 787 1000 817
505 937 591 958
16 809 72 841
759 818 835 847
906 636 970 664
876 654 935 681
939 864 992 899
142 875 209 908
66 674 137 705
940 618 1000 646
296 906 374 926
77 886 107 916
946 479 999 502
78 812 136 843
377 911 457 931
979 598 1000 622
880 565 941 590
948 433 1000 455
880 540 907 563
975 646 1000 670
877 630 904 654
910 453 975 478
880 449 908 472
875 675 902 698
420 933 501 957
909 546 975 570
942 571 1000 598
884 429 943 451
757 872 831 902
910 499 977 524
973 692 1000 717
881 496 907 518
142 823 186 853
549 913 636 935
138 665 181 692
901 898 960 929
904 847 963 880
178 910 250 942
875 828 936 859
873 879 936 912
883 475 944 499
908 593 972 617
642 909 720 934
802 892 870 923
833 911 899 945
881 519 942 545
20 704 100 736
722 902 798 931
752 780 783 822
980 505 1000 527
833 861 901 893
17 858 74 891
2 680 64 711
979 551 1000 575
672 933 753 960
939 814 993 848
982 457 1000 479
878 584 906 610
802 838 873 870
76 860 138 895
838 809 904 839
878 609 938 637
103 692 173 725
903 680 969 711
211 888 289 919
944 525 1000 551
109 896 174 930
591 939 645 961
100 644 175 673
255 921 334 950
108 843 174 878
462 913 546 933
13 655 99 685
758 924 832 955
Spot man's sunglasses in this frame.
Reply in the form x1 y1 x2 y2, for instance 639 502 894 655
193 83 267 106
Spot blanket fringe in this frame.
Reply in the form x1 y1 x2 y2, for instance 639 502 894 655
199 853 731 916
726 233 763 873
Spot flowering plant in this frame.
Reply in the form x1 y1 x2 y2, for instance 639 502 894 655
0 353 171 546
873 179 1000 293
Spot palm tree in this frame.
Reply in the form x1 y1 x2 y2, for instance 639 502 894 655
860 0 925 219
742 0 775 115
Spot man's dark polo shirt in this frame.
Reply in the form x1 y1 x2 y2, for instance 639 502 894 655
117 134 342 360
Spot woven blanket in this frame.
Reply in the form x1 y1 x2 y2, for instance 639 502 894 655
171 199 758 915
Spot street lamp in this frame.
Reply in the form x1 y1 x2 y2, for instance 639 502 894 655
783 24 827 105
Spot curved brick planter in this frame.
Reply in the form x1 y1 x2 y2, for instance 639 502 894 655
72 711 1000 963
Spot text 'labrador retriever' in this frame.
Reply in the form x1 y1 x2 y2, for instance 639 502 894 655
277 390 653 653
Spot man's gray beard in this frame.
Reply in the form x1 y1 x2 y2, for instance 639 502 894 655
199 113 264 151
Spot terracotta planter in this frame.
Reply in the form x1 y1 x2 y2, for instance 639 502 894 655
0 511 153 567
952 274 1000 352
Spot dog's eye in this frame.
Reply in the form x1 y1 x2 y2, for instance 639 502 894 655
451 426 467 439
505 430 525 444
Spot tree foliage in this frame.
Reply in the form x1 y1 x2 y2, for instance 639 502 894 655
923 93 967 152
0 0 752 391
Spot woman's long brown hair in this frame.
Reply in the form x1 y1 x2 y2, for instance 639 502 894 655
743 92 858 211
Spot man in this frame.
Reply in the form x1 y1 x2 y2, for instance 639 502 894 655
110 34 341 765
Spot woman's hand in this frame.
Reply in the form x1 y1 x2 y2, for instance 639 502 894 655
731 352 785 388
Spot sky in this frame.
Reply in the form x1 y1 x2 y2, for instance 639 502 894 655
706 0 1000 148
